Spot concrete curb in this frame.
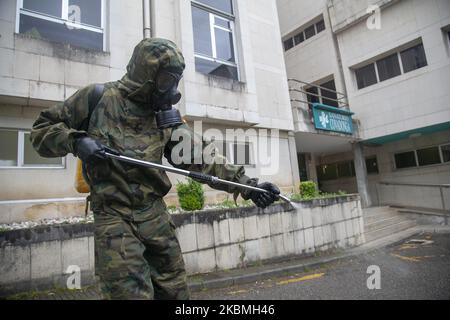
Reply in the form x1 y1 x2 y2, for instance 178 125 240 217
187 225 450 292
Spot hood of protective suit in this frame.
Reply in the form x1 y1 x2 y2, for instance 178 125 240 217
118 38 185 105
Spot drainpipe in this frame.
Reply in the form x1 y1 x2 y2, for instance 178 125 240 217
143 0 152 38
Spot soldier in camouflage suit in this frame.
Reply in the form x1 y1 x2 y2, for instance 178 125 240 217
31 38 280 300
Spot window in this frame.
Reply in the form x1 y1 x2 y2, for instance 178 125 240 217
417 146 441 166
283 38 294 51
316 20 325 33
320 80 339 107
210 140 253 166
18 0 104 51
192 0 238 80
394 144 450 170
337 161 354 178
0 129 64 168
354 40 428 90
376 53 401 82
304 25 316 40
282 16 325 52
395 151 416 169
306 79 339 108
233 142 253 166
441 144 450 163
293 32 304 45
366 157 379 174
317 157 378 181
400 43 428 73
355 64 378 89
317 164 338 181
306 86 320 105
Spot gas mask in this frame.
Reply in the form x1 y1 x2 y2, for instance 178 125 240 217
152 70 183 129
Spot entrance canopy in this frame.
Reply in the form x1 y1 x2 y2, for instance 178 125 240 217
294 131 357 155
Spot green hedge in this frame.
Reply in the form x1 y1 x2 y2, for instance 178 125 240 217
176 178 205 211
299 181 318 199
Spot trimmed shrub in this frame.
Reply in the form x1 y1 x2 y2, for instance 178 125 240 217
176 178 205 211
299 181 318 199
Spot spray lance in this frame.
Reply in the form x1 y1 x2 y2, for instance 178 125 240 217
102 149 293 206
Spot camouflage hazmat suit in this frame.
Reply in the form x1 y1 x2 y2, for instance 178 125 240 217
30 38 261 300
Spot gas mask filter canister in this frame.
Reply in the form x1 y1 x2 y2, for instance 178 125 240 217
153 71 184 129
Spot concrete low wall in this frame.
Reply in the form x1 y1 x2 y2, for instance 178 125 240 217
0 195 364 295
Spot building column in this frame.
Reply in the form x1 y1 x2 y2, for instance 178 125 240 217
287 131 301 191
352 142 372 208
307 153 319 187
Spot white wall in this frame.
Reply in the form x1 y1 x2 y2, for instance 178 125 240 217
0 0 297 206
276 0 348 133
0 0 144 201
334 0 450 140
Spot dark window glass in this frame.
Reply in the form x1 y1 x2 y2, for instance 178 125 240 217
304 25 316 39
376 53 401 82
417 147 441 166
196 0 233 14
294 32 304 45
337 162 353 178
316 20 325 33
284 38 294 51
355 63 377 89
69 0 102 27
366 157 379 174
19 14 103 50
297 153 308 181
306 87 320 105
215 28 235 62
23 0 62 18
23 133 62 166
0 130 18 167
320 80 338 107
442 145 450 163
195 57 238 80
317 164 338 181
395 151 417 169
233 143 252 166
400 43 428 73
192 6 213 57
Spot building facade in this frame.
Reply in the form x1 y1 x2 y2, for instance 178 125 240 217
0 0 299 223
277 0 450 209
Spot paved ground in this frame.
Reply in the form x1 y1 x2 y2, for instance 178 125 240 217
6 232 449 300
192 233 450 300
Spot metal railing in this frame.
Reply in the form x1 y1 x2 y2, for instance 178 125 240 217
288 78 349 109
377 181 450 212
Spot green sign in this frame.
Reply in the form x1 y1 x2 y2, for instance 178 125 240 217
312 103 354 135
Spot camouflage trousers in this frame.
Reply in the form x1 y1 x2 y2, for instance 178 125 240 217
93 204 189 300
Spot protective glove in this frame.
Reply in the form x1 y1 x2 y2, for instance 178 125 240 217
249 182 280 209
74 136 108 163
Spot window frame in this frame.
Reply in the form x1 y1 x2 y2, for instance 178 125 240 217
0 128 65 169
282 15 325 52
393 143 450 170
304 78 339 108
191 0 240 81
16 0 106 51
354 40 428 90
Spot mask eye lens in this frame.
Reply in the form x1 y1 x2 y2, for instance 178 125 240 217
156 72 177 92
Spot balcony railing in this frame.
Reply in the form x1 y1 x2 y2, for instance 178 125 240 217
288 78 349 110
